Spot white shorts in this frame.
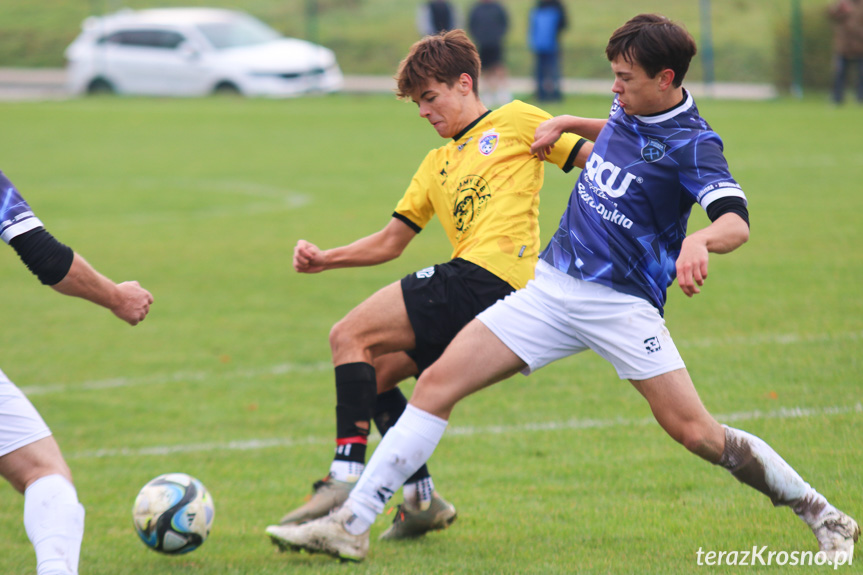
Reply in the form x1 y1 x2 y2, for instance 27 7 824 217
0 368 52 458
477 260 686 380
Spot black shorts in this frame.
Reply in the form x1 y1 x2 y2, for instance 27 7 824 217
401 258 515 374
478 44 504 68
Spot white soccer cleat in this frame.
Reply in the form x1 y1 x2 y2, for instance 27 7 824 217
812 509 860 564
266 506 369 562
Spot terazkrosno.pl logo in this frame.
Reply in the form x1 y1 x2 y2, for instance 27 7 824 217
696 546 853 569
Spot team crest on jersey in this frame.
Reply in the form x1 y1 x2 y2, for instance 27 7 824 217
453 174 491 237
478 130 500 156
641 139 666 163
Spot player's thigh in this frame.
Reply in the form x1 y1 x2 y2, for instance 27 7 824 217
412 319 526 419
331 280 415 356
403 259 514 373
0 377 72 490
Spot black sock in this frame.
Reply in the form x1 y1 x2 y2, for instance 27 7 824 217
334 362 377 464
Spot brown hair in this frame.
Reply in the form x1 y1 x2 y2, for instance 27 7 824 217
605 14 697 87
395 29 481 99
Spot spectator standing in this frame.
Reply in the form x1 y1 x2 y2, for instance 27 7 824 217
417 0 458 36
827 0 863 104
469 0 511 107
528 0 567 101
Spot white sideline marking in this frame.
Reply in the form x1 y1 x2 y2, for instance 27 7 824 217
682 330 863 349
67 402 862 460
20 329 863 397
21 361 331 396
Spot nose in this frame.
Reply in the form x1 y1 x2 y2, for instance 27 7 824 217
611 78 623 95
418 102 431 118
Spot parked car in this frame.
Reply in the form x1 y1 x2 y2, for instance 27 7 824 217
65 8 344 97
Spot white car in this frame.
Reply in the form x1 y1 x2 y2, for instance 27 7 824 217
65 8 344 97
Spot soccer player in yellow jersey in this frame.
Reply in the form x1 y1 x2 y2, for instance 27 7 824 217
272 30 591 541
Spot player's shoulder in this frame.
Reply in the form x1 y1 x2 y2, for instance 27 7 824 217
496 99 547 118
488 100 555 135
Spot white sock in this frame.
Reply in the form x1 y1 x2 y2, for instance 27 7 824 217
403 476 435 510
720 426 834 527
345 404 448 534
24 474 86 575
328 460 363 483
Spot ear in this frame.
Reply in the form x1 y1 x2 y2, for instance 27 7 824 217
458 73 474 95
657 68 676 91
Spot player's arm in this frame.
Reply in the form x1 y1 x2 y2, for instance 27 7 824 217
10 227 153 325
294 217 417 274
676 210 749 298
531 115 607 162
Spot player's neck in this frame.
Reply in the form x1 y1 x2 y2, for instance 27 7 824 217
453 98 489 136
643 87 686 118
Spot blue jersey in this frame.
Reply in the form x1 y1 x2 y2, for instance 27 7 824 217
0 171 43 244
539 91 746 315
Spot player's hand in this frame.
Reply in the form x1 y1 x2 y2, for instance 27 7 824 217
293 239 327 273
112 281 153 325
675 237 710 297
531 117 564 161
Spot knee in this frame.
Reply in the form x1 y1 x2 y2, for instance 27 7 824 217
328 318 358 357
411 369 456 420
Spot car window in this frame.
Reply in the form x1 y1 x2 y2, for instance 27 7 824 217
196 17 280 49
99 29 187 50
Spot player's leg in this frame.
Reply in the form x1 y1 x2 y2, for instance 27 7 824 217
279 280 415 525
373 352 436 498
371 351 456 540
631 369 859 562
267 319 527 560
1 379 84 575
350 320 526 529
328 279 415 477
628 369 725 461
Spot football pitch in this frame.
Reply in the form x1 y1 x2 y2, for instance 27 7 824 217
0 93 860 574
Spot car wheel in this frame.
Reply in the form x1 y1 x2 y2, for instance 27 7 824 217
86 78 115 95
212 82 241 97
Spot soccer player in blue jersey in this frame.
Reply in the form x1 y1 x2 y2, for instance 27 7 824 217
1 170 153 575
269 14 859 564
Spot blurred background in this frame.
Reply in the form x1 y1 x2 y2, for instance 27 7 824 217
0 0 839 96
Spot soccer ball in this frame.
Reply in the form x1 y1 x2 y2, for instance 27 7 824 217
132 472 215 554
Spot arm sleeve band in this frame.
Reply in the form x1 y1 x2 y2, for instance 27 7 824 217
9 227 74 286
392 212 422 233
706 196 750 228
562 138 588 173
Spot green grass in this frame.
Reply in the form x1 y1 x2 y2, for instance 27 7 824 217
0 0 838 85
0 93 861 574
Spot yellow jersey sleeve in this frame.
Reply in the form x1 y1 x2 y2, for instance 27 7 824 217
392 150 440 232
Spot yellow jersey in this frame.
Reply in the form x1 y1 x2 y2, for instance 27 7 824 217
394 99 586 289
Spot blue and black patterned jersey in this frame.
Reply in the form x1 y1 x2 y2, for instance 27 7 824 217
0 171 43 244
539 90 746 315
